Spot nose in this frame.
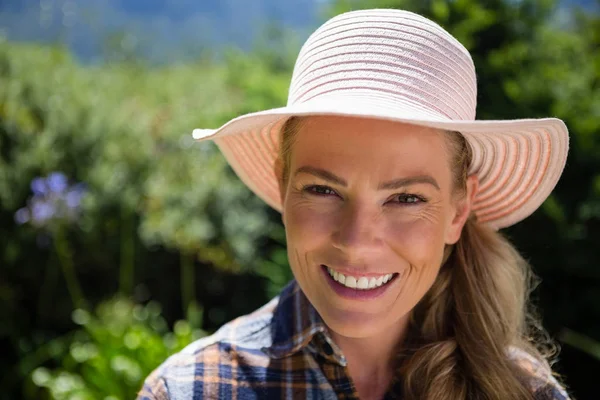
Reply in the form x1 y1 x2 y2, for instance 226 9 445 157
330 202 382 254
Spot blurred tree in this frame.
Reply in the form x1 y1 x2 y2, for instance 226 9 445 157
0 37 294 399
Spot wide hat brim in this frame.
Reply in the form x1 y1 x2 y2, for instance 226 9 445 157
193 94 569 230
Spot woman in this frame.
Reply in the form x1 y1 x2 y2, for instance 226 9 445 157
139 9 571 400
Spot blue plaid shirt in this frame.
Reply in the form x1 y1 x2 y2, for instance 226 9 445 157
138 281 570 399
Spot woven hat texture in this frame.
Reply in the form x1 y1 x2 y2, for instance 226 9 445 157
192 9 569 229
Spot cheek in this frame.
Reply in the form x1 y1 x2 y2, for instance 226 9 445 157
386 217 446 306
387 217 445 267
283 200 337 273
283 201 339 301
284 197 336 243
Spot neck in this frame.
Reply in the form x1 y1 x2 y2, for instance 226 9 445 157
329 314 410 400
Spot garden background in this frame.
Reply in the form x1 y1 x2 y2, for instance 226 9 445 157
1 0 599 399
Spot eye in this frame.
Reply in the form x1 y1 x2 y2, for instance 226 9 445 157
390 193 426 205
303 185 337 196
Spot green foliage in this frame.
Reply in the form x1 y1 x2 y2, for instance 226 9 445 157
0 36 271 269
23 298 205 400
0 30 296 399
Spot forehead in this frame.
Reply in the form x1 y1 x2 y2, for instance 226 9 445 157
290 116 451 179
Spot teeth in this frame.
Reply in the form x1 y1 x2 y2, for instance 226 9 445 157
327 267 395 290
368 278 377 289
357 277 369 289
345 276 357 289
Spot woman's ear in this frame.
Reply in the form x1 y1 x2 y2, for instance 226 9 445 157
446 174 479 244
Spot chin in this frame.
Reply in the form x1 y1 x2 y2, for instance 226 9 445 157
318 305 391 338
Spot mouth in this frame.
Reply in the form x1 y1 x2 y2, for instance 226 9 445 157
320 264 399 299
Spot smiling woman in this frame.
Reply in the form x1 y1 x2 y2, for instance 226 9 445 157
138 8 570 400
276 115 549 399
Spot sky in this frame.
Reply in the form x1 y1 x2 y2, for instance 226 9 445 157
0 0 327 62
0 0 596 63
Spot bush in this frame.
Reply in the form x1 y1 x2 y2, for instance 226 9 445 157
0 38 295 399
23 298 205 400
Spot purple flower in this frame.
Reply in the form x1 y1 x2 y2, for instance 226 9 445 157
18 172 88 230
66 184 86 209
47 172 68 193
30 178 47 196
31 199 56 226
14 208 30 225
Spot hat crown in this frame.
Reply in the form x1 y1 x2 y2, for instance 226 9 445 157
287 9 478 121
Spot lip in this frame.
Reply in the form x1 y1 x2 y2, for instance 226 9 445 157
321 265 399 301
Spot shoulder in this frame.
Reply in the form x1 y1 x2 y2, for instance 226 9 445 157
137 297 279 400
507 346 571 400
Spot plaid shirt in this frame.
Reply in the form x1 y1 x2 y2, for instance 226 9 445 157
138 281 569 400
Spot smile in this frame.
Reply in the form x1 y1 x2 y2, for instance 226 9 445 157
324 266 398 290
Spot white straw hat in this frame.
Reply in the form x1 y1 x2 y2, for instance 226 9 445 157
192 9 569 230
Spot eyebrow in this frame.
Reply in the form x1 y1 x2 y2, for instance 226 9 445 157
294 166 440 191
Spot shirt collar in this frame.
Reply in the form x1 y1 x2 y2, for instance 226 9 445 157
263 280 347 366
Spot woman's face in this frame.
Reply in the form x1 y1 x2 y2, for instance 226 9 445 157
279 116 475 339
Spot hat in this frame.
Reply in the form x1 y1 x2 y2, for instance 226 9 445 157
192 9 568 230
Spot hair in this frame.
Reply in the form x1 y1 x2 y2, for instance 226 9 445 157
277 116 566 400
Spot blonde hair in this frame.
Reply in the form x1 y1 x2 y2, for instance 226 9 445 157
277 116 565 400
